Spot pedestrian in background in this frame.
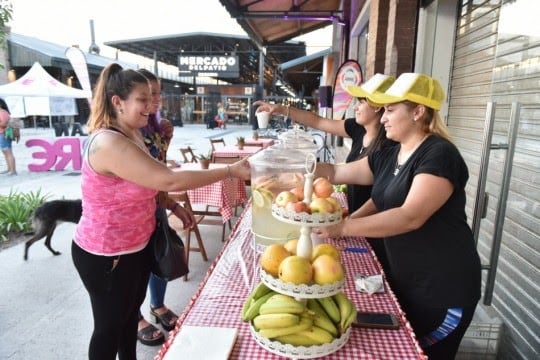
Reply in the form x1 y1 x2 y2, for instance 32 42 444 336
314 73 481 359
135 68 190 346
0 98 19 175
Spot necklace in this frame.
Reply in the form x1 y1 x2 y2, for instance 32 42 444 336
393 163 402 176
393 134 430 176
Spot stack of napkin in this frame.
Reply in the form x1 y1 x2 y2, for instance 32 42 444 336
355 274 384 295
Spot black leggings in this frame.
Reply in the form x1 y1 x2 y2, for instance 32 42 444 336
403 299 477 360
72 241 151 360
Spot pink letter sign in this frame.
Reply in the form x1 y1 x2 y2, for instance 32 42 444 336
26 138 83 171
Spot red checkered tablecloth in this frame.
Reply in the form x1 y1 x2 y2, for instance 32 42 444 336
244 138 275 149
155 204 426 360
171 163 247 223
213 145 262 158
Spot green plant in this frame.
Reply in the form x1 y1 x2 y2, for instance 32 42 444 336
0 189 50 242
236 136 245 144
197 150 212 161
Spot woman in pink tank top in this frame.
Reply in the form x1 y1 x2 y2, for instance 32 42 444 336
72 63 251 360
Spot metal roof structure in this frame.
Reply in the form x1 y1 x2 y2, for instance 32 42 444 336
218 0 342 46
279 48 332 98
7 33 134 75
105 32 307 95
7 32 329 99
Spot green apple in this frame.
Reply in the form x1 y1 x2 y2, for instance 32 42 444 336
275 191 298 208
309 197 334 214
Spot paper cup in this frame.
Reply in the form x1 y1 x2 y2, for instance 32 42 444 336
256 111 270 129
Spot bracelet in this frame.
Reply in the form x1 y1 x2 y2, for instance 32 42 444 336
226 165 232 179
170 203 180 212
285 104 290 119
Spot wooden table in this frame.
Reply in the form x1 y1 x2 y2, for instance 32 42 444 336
156 203 427 359
171 163 247 223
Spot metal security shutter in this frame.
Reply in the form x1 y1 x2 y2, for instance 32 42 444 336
448 0 540 358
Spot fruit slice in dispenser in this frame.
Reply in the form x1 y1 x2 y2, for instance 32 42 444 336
252 188 274 209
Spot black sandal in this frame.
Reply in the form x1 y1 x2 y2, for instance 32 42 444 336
150 306 178 332
137 323 165 346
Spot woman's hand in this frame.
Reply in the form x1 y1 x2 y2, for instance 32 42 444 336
313 221 345 240
253 100 281 116
160 118 174 141
171 203 196 230
229 157 251 181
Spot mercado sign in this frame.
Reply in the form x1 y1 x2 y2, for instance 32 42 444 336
178 55 239 78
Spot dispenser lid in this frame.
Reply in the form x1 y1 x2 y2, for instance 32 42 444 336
249 146 310 169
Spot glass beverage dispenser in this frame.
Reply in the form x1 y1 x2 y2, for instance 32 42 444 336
249 146 309 247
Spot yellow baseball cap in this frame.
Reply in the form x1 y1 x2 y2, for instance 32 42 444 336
368 73 445 110
346 73 395 106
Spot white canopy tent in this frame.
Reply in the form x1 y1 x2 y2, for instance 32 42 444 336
0 62 92 127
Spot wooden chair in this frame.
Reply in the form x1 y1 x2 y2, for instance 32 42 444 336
169 191 231 246
209 138 226 151
167 192 209 281
179 146 198 163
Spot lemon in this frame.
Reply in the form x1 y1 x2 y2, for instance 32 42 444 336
252 189 266 208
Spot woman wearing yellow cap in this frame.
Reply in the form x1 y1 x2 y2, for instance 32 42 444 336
314 73 481 358
254 74 397 270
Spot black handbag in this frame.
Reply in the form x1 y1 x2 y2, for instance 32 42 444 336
150 207 189 281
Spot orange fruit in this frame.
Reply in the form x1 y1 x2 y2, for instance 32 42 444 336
311 254 344 285
260 244 291 277
278 255 313 285
284 239 298 255
311 243 341 262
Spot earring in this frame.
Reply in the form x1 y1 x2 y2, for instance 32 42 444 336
119 108 124 114
413 117 417 122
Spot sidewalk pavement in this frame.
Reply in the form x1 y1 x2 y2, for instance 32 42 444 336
0 124 258 360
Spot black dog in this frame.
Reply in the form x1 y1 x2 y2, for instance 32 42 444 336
24 199 82 260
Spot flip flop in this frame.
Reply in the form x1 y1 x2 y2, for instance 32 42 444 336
137 323 165 346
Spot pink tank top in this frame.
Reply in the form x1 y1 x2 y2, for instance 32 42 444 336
74 129 157 256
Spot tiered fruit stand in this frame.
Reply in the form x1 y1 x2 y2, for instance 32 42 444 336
250 154 351 359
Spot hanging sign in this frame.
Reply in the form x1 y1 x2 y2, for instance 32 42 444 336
178 55 239 77
332 60 363 120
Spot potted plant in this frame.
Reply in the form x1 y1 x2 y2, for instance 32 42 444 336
197 151 212 169
252 131 259 140
236 136 245 150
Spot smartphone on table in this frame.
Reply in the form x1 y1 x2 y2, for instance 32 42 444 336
352 312 400 330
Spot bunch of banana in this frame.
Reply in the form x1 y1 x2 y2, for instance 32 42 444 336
332 292 357 333
306 299 339 336
242 285 358 347
268 310 336 346
251 297 337 347
241 282 275 321
310 292 357 335
258 294 305 315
